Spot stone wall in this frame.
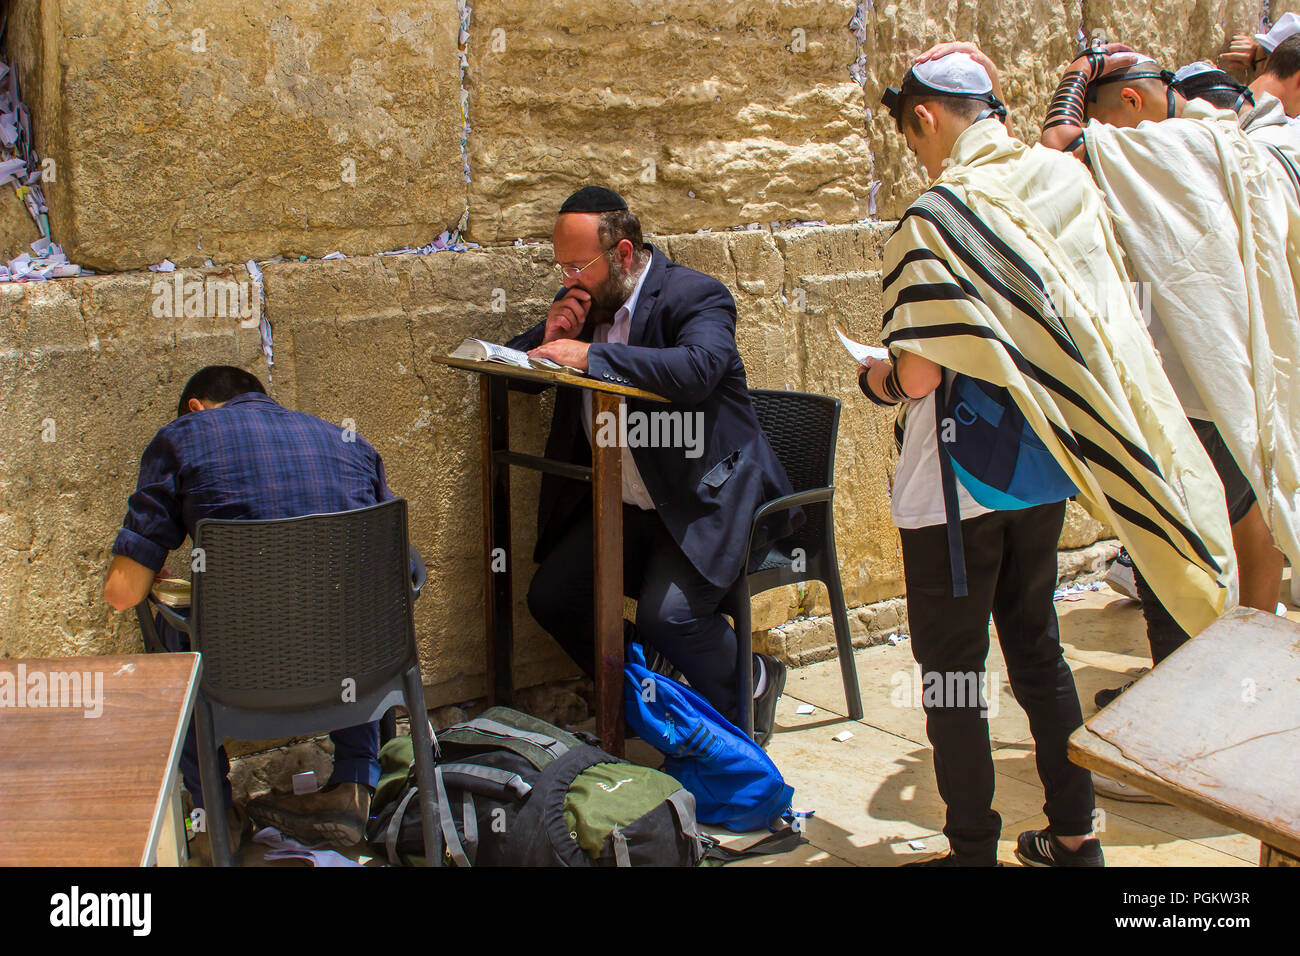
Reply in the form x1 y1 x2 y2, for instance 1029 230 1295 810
2 0 1270 703
0 225 1109 698
464 0 871 242
4 1 467 271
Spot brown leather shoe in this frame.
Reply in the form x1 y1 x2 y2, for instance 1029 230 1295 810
247 782 371 846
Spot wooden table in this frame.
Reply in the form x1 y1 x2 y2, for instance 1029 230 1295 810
434 355 668 757
1068 608 1300 865
0 652 201 866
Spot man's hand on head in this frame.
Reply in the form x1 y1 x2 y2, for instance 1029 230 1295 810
543 287 593 343
1070 42 1140 80
1044 43 1140 153
912 42 1013 134
529 338 592 372
1219 35 1262 71
915 41 1001 87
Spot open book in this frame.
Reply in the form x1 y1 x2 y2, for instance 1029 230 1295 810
151 578 191 608
448 338 579 373
835 327 889 365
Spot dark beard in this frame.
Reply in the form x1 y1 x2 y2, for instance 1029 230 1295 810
587 254 643 328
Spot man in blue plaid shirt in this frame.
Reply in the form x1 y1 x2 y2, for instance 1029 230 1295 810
104 365 394 855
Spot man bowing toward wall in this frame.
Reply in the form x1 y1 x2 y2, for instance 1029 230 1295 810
508 187 798 745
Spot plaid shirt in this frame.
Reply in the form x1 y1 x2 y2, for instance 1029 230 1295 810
112 392 394 571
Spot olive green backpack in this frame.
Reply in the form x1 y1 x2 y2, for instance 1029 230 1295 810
367 706 716 866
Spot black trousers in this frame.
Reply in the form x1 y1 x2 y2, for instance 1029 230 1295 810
1133 417 1257 664
526 503 741 723
899 501 1094 863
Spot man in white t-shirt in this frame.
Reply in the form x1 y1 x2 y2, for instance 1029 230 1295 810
866 42 1235 867
864 46 1107 867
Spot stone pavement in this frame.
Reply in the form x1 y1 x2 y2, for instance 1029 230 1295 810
721 579 1299 868
194 575 1297 867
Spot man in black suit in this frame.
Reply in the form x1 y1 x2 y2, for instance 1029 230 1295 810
508 186 797 743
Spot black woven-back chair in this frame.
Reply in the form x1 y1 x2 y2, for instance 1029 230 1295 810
139 499 437 866
721 389 863 738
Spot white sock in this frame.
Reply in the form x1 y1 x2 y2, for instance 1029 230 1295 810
752 655 767 698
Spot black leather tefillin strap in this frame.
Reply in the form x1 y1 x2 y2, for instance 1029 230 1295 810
1044 49 1106 132
861 364 909 408
1088 69 1179 118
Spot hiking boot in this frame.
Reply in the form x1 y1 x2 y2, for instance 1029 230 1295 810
248 781 371 846
1015 827 1104 867
1091 771 1165 804
753 653 787 749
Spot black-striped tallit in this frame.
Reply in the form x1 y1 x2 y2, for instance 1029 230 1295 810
1087 100 1300 577
880 120 1236 637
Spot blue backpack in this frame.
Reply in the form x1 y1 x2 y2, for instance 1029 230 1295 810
936 374 1077 597
623 644 795 833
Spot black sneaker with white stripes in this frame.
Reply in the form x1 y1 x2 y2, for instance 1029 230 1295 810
1014 827 1104 867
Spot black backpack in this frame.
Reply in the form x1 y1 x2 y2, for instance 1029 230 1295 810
369 707 710 866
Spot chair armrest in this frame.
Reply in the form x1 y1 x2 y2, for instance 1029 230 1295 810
410 546 427 601
153 598 193 636
136 597 192 652
134 601 170 653
746 487 834 558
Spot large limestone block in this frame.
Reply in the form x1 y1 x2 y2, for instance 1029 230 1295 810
1060 499 1114 549
5 0 465 272
863 1 1079 221
261 248 577 699
0 270 266 659
465 1 872 243
662 224 904 629
1081 1 1262 68
772 225 904 611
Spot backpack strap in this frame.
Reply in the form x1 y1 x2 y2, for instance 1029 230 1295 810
384 787 429 867
611 828 631 867
438 762 534 800
434 766 472 867
461 791 479 866
701 825 806 863
458 718 571 760
934 384 969 597
665 788 711 866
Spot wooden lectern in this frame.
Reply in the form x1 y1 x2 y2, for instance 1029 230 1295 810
433 356 669 756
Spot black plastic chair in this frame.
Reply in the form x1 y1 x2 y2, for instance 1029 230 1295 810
136 498 437 866
721 389 864 738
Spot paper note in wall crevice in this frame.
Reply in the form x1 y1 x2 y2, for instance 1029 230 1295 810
835 327 889 366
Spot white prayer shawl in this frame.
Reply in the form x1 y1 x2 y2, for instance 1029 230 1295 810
1086 101 1300 577
1239 92 1300 198
882 120 1236 637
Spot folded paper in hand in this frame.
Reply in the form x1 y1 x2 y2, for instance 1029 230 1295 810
835 327 888 365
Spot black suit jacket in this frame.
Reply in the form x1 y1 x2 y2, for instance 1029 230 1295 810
507 244 799 589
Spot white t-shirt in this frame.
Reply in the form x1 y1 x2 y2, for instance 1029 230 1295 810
890 372 992 530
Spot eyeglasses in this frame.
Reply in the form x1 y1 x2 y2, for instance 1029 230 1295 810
556 246 614 280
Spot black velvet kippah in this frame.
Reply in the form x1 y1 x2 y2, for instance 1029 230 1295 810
559 185 628 213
